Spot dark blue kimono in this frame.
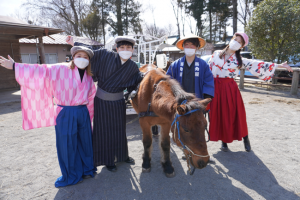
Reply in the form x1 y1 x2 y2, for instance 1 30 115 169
166 56 214 99
74 42 143 166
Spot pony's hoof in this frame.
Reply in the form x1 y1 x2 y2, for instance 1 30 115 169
142 168 151 173
165 172 175 178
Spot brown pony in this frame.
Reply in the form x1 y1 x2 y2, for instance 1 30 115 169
131 64 211 177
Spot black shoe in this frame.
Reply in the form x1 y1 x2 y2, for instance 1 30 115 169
221 142 229 152
182 154 187 160
106 165 117 172
125 157 135 164
82 175 93 179
243 137 251 152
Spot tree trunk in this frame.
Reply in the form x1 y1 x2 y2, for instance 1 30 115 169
125 0 128 35
214 13 217 42
101 0 106 45
219 20 222 41
223 25 227 40
177 11 180 37
116 0 123 35
69 0 81 36
38 36 46 64
233 0 237 34
198 15 202 36
182 21 185 37
209 8 212 42
181 7 185 37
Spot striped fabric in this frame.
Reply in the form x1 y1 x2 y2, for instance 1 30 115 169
75 42 143 166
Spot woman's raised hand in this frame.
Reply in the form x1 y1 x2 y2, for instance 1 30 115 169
66 36 74 46
280 61 293 72
0 55 14 70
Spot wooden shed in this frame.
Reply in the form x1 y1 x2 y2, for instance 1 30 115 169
0 15 63 90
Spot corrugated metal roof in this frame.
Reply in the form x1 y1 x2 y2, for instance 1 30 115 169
161 46 180 52
0 15 63 34
166 37 179 45
20 34 103 46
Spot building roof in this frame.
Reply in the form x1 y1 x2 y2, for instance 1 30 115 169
166 35 180 45
161 46 180 52
20 34 103 46
0 15 63 39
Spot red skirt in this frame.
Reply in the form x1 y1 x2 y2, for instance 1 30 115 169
209 78 248 143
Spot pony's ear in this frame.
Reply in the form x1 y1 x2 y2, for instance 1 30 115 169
176 105 186 115
199 98 211 109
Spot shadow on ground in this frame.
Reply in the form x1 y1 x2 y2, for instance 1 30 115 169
53 115 298 200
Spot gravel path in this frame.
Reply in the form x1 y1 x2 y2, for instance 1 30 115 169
0 86 299 200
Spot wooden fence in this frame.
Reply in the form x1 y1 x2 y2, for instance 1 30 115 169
239 68 300 95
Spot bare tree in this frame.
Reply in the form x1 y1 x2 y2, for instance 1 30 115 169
23 0 89 36
170 0 181 37
144 23 166 38
186 15 195 34
232 0 237 33
164 24 177 36
143 3 158 37
12 10 47 26
180 3 186 37
238 0 254 29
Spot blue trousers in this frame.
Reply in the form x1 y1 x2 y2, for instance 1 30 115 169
55 105 96 188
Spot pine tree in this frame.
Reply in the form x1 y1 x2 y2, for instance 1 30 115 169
93 0 111 45
185 0 206 36
107 0 142 36
81 5 102 41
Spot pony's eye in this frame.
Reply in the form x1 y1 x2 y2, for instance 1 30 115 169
182 126 189 132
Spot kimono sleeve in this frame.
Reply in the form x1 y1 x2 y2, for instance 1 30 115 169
202 61 215 97
166 62 177 79
126 70 144 95
15 63 55 130
242 58 277 81
86 79 96 128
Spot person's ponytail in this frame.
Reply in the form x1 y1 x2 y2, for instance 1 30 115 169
235 49 243 69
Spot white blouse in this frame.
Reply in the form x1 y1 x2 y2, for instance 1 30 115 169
208 50 278 81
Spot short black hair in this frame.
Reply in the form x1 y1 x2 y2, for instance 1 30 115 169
117 41 134 48
183 38 200 48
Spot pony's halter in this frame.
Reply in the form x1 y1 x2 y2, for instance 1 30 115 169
171 100 210 175
171 100 210 158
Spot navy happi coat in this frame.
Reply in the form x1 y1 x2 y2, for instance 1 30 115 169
166 56 214 99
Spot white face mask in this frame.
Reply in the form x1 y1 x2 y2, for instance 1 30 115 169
229 40 242 51
74 58 89 69
119 51 132 60
184 48 196 57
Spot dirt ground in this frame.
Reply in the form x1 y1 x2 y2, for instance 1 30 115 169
0 85 299 200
